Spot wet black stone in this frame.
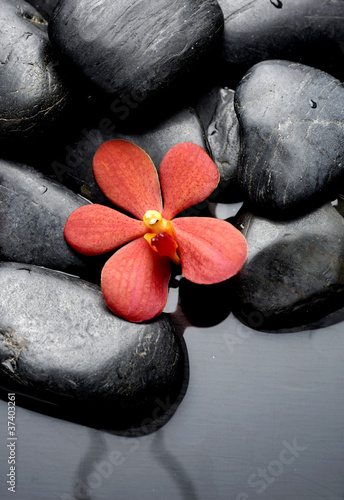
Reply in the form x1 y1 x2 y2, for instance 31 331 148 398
49 0 223 106
0 160 105 281
179 278 234 327
219 0 344 80
0 263 185 426
0 0 69 143
49 107 208 205
233 203 344 330
194 85 222 130
235 60 344 218
196 87 242 202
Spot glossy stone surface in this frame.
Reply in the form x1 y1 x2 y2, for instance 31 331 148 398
235 60 344 218
0 159 105 281
178 278 234 327
0 0 69 142
0 263 185 426
200 87 241 201
233 203 344 330
220 0 344 78
49 0 223 104
50 107 208 205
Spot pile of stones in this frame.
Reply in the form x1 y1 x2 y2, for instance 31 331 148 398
1 0 344 425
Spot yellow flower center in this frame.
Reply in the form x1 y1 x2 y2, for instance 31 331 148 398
143 210 180 265
143 210 167 233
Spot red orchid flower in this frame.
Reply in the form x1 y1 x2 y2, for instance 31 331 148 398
64 140 247 323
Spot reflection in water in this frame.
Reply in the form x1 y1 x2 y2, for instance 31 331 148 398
247 304 344 334
151 430 199 500
74 430 107 500
175 277 235 328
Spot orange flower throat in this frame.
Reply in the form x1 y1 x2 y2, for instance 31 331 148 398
143 210 180 265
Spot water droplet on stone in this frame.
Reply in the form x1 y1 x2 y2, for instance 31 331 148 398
208 122 217 136
2 359 14 373
37 185 48 194
270 0 283 8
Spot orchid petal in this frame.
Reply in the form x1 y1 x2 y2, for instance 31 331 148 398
101 238 171 322
93 140 163 220
64 204 147 256
160 143 219 220
173 217 248 284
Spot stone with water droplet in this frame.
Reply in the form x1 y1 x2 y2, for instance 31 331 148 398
235 60 344 217
219 0 344 79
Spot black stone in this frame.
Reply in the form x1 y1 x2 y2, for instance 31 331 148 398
48 0 223 106
219 0 344 80
179 278 234 327
235 60 344 218
0 0 69 143
0 263 185 427
233 203 344 330
0 159 106 281
196 87 242 202
49 107 209 205
194 85 222 131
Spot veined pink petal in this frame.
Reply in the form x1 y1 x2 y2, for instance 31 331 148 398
64 204 147 256
101 238 171 322
173 217 248 284
93 140 163 220
160 143 219 220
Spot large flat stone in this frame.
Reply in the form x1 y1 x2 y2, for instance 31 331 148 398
49 0 223 105
0 263 185 427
